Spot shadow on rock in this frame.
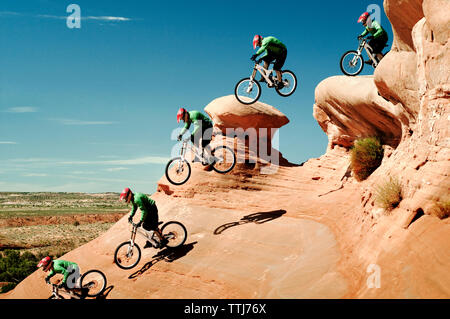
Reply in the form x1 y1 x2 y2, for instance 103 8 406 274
128 241 198 279
214 209 286 235
95 285 114 300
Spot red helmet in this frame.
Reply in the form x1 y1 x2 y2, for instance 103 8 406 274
253 35 262 49
37 256 52 271
358 12 370 23
119 187 132 202
177 108 187 123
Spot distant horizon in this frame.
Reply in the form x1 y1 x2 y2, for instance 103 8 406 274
0 0 391 193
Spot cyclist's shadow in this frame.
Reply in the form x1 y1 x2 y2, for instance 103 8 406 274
214 210 286 235
128 241 198 279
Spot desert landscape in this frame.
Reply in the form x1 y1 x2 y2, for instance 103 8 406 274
1 0 449 299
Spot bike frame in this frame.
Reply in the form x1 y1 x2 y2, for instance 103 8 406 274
250 63 275 86
50 284 80 299
353 39 379 67
128 223 160 246
176 139 209 170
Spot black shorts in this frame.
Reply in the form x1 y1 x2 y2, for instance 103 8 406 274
191 123 213 148
142 207 159 231
262 49 287 71
368 34 388 54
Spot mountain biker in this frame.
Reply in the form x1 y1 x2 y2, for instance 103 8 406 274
119 187 166 249
357 12 388 64
176 108 214 165
251 35 287 89
37 256 81 290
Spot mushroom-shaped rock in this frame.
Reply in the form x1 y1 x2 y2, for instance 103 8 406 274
313 76 404 150
204 95 289 137
204 95 290 165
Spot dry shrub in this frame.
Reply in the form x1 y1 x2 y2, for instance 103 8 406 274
375 177 403 211
432 198 450 219
350 137 384 181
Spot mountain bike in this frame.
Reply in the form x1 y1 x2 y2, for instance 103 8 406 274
47 269 107 299
234 60 297 105
340 37 387 76
165 138 236 185
114 220 188 270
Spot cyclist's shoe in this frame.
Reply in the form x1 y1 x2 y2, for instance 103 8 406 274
144 241 153 249
364 59 373 65
276 80 285 89
258 77 266 83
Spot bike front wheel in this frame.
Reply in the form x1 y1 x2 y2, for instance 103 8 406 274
114 241 141 270
161 221 187 248
79 270 107 297
275 70 297 97
340 50 364 76
211 145 236 174
235 77 261 105
165 157 191 185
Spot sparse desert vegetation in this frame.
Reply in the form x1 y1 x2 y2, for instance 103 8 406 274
350 137 384 181
0 192 127 255
375 177 403 211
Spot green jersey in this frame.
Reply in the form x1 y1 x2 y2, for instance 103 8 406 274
46 260 79 285
360 20 387 39
130 192 157 222
255 36 287 58
180 111 213 136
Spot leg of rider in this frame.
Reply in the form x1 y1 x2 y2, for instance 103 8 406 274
274 50 287 83
260 59 270 82
202 125 213 163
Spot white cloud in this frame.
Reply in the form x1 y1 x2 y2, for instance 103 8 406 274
60 156 169 165
0 141 17 145
4 107 38 113
85 16 131 22
22 173 48 177
105 167 129 172
50 118 117 125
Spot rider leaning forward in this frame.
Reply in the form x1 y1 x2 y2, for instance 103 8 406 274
176 107 214 166
37 256 80 290
120 187 167 249
251 35 287 89
357 11 388 64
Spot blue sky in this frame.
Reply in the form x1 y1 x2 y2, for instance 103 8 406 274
0 0 391 193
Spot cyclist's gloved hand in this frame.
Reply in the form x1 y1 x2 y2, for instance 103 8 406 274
45 277 50 285
136 220 143 228
128 216 133 224
357 35 363 40
177 134 182 141
251 54 257 61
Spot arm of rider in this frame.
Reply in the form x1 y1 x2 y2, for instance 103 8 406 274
359 29 369 39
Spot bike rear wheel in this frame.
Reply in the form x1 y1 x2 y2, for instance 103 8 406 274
114 241 141 270
161 221 187 248
275 70 297 97
165 157 191 185
79 270 107 297
211 145 236 174
340 50 364 76
235 77 261 105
